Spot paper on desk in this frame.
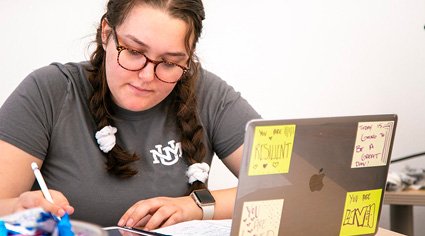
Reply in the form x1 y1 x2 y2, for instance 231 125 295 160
152 219 231 236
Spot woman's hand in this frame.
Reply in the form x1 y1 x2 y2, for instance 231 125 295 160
118 196 202 230
13 190 74 217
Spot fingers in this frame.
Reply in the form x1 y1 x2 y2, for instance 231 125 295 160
14 190 73 217
50 190 74 215
147 208 181 230
144 205 179 230
118 199 158 227
62 205 75 215
132 214 152 228
118 196 201 231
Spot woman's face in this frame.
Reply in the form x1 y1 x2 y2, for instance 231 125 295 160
102 4 190 111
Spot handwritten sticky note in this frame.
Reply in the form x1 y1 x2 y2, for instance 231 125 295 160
340 189 382 236
248 125 296 176
239 199 284 236
351 121 394 168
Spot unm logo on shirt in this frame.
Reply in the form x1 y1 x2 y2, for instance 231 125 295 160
150 140 182 166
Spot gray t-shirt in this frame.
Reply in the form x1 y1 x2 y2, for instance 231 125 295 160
0 62 260 226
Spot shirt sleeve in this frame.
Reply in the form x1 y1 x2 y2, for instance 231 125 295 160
196 69 261 159
0 64 69 160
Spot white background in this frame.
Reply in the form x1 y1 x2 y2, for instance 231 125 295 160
1 0 424 234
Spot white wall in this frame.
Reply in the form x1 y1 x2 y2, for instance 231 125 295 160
1 0 424 234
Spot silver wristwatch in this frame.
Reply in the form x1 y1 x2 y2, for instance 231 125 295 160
190 189 216 220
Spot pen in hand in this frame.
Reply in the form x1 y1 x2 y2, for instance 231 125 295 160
31 162 61 220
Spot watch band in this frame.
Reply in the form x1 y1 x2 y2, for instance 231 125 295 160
200 204 214 220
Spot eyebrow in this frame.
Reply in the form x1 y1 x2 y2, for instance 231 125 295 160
125 34 188 58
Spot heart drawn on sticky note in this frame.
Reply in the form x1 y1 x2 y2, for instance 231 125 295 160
253 164 258 169
263 164 268 168
273 162 279 167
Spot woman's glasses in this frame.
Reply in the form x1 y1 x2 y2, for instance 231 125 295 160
112 29 189 84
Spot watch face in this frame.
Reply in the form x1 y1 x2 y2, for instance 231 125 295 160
194 190 215 204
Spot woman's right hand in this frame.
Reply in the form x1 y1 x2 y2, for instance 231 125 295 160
0 140 74 217
13 190 74 217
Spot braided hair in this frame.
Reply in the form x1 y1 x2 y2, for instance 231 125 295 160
87 0 207 194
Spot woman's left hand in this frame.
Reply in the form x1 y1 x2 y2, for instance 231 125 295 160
118 196 202 230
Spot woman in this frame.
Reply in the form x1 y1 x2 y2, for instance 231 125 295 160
0 0 260 229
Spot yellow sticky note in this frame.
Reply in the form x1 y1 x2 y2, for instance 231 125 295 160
239 199 284 236
351 121 394 168
248 125 296 176
340 189 382 236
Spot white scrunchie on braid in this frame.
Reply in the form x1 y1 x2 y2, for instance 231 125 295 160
95 125 118 153
186 162 210 184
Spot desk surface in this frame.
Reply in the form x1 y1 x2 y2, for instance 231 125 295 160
377 227 406 236
382 189 425 235
383 189 425 206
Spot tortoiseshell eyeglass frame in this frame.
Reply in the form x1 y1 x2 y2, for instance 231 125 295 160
111 29 189 84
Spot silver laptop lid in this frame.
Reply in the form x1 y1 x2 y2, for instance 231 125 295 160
231 114 397 236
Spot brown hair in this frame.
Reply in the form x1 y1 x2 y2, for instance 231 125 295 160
87 0 207 194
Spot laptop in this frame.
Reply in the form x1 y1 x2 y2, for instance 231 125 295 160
230 114 398 236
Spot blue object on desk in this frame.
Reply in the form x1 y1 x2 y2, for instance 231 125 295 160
0 221 7 236
57 213 74 236
0 208 74 236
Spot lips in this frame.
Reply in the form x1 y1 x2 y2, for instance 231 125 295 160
128 84 153 94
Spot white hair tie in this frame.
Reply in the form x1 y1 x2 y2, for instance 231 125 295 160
186 162 210 184
95 125 117 153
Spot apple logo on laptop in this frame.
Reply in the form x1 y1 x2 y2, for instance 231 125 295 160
309 168 325 192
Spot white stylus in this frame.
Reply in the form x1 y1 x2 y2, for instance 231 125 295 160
31 162 61 220
31 162 54 203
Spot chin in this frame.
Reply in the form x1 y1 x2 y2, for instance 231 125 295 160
113 95 159 112
125 104 150 112
122 101 156 112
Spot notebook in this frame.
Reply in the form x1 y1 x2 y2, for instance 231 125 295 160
230 114 398 236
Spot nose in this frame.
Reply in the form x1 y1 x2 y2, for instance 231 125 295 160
137 61 156 82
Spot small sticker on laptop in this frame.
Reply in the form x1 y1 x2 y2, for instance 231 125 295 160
239 199 284 236
340 189 382 236
248 125 296 176
351 121 394 168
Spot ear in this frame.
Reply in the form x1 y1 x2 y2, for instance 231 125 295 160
101 19 112 50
